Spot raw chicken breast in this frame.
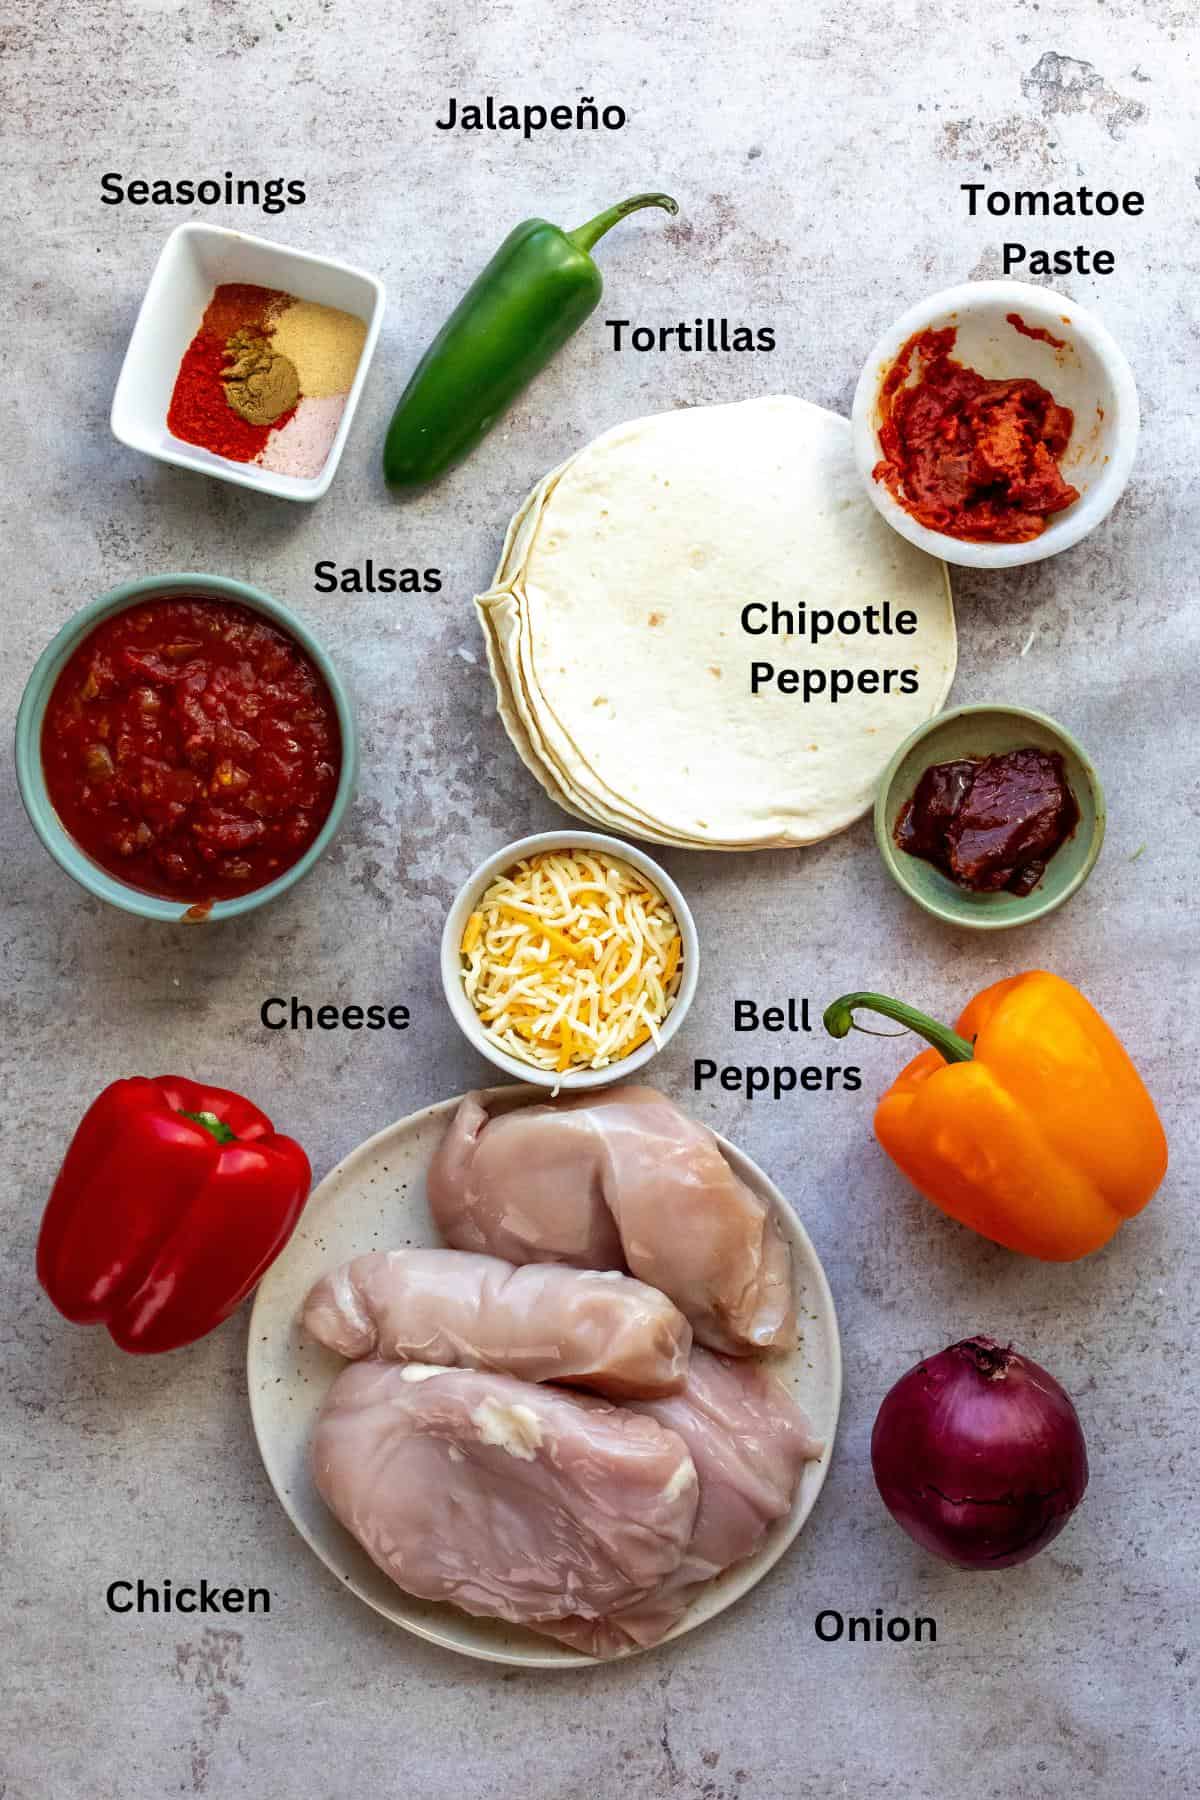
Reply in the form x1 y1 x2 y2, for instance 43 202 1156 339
540 1348 823 1656
427 1090 624 1269
592 1090 797 1355
311 1362 699 1626
429 1088 796 1355
301 1248 691 1398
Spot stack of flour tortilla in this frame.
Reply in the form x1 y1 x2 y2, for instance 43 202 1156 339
476 396 956 850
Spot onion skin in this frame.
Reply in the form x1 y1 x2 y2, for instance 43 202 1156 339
871 1337 1089 1570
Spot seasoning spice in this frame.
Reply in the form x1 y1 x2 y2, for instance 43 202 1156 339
258 394 346 478
200 282 284 339
167 281 368 479
168 283 293 462
221 330 300 426
168 332 276 462
269 302 366 397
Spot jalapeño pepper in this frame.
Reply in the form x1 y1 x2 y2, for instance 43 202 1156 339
383 192 679 488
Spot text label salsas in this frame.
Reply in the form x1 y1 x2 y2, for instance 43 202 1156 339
314 561 442 594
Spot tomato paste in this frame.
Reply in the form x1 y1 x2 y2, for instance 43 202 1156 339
42 596 340 903
1005 311 1068 350
873 327 1080 543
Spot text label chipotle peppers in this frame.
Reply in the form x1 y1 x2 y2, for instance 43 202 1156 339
41 596 340 903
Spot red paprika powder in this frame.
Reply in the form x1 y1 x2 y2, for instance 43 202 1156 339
167 283 297 463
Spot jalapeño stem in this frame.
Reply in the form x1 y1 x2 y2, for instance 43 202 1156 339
565 193 679 255
822 992 975 1065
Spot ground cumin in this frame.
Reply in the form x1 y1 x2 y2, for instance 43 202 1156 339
221 329 300 426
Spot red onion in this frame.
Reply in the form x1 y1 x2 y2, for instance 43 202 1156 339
871 1336 1088 1570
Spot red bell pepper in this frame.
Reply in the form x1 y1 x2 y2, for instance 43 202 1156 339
37 1076 311 1354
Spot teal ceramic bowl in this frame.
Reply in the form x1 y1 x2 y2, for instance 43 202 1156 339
15 573 358 923
875 703 1105 931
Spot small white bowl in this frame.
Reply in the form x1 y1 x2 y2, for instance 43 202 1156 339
441 831 699 1091
851 279 1138 569
111 222 385 503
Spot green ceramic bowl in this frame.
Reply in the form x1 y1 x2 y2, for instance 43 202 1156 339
15 573 358 923
875 703 1105 931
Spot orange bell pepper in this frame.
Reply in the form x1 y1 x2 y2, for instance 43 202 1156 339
824 972 1167 1261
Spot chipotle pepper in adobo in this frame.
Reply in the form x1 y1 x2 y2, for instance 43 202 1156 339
874 325 1080 543
896 748 1078 896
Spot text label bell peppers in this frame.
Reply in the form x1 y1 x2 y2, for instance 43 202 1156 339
37 1076 311 1353
383 191 678 488
824 972 1167 1261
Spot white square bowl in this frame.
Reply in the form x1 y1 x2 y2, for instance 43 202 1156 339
111 223 385 503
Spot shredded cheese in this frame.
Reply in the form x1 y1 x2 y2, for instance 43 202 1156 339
460 850 684 1078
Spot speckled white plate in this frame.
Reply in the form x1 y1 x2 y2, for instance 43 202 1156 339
247 1087 842 1668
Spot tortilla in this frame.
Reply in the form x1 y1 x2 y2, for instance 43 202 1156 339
476 396 956 849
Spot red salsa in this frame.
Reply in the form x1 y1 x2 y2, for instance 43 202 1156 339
42 596 341 904
873 325 1080 543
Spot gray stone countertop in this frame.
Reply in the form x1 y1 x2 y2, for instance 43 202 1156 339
2 2 1196 1795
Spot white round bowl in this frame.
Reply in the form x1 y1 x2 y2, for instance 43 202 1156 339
851 279 1139 569
441 831 699 1090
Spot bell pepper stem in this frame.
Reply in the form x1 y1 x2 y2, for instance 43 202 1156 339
566 193 679 255
180 1109 238 1145
823 992 975 1065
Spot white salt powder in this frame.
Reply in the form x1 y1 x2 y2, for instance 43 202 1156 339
257 393 347 479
